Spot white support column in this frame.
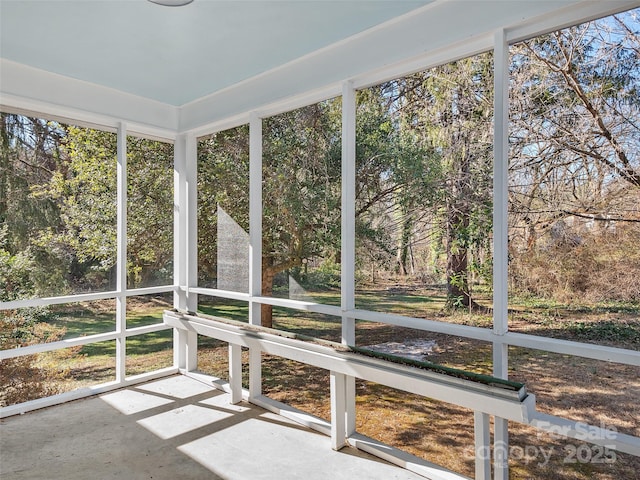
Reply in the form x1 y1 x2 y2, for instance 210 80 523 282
173 134 197 371
474 411 491 480
493 28 510 480
330 371 347 450
174 134 188 312
249 113 263 399
248 349 261 400
186 134 198 315
185 133 198 371
228 343 242 404
115 122 127 383
341 81 357 436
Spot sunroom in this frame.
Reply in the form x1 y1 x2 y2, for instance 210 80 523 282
1 1 639 479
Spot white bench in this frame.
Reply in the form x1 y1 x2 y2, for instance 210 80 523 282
164 309 536 480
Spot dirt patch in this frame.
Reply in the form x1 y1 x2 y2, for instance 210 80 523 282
364 339 437 361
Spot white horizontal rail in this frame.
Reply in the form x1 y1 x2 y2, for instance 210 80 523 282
349 432 470 480
502 331 640 366
0 285 174 310
188 287 344 316
127 285 176 296
0 91 178 143
253 295 342 316
1 290 120 310
505 0 640 45
188 287 250 302
0 366 178 418
125 323 173 337
349 307 495 342
1 331 120 360
530 412 640 457
0 323 172 360
186 287 640 367
250 394 333 438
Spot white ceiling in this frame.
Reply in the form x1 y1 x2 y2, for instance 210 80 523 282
0 0 431 106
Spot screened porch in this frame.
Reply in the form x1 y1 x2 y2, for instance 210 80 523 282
2 1 640 479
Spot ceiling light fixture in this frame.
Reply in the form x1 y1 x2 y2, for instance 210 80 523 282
148 0 194 6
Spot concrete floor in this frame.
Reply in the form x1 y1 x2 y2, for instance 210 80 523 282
1 375 428 480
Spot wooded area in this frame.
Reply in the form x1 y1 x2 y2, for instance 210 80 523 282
2 9 638 334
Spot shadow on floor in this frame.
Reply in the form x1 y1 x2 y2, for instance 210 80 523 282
1 375 426 480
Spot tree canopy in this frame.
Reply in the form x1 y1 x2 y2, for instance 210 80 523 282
1 7 638 317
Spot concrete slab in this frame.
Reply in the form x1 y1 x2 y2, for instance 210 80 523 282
1 375 427 480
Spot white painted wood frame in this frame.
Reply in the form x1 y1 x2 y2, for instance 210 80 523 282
173 134 197 370
249 113 263 399
341 80 357 437
116 122 128 382
474 412 491 480
492 27 510 480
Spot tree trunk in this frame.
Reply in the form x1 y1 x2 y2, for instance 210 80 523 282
445 146 476 310
261 261 276 328
0 114 10 226
446 248 471 307
446 205 472 308
396 210 413 276
259 253 304 327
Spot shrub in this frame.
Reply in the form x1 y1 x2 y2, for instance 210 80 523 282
509 224 640 303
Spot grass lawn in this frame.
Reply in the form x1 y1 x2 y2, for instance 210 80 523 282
7 297 177 400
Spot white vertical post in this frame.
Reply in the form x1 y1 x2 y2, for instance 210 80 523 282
330 371 347 450
493 28 510 480
249 113 263 399
474 411 491 480
116 122 127 383
229 343 242 404
173 133 186 368
174 134 187 312
341 80 357 338
341 81 357 436
186 134 198 315
173 134 197 371
185 134 198 371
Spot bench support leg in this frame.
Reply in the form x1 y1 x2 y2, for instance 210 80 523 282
249 348 262 400
229 343 242 404
474 411 491 480
330 371 347 450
